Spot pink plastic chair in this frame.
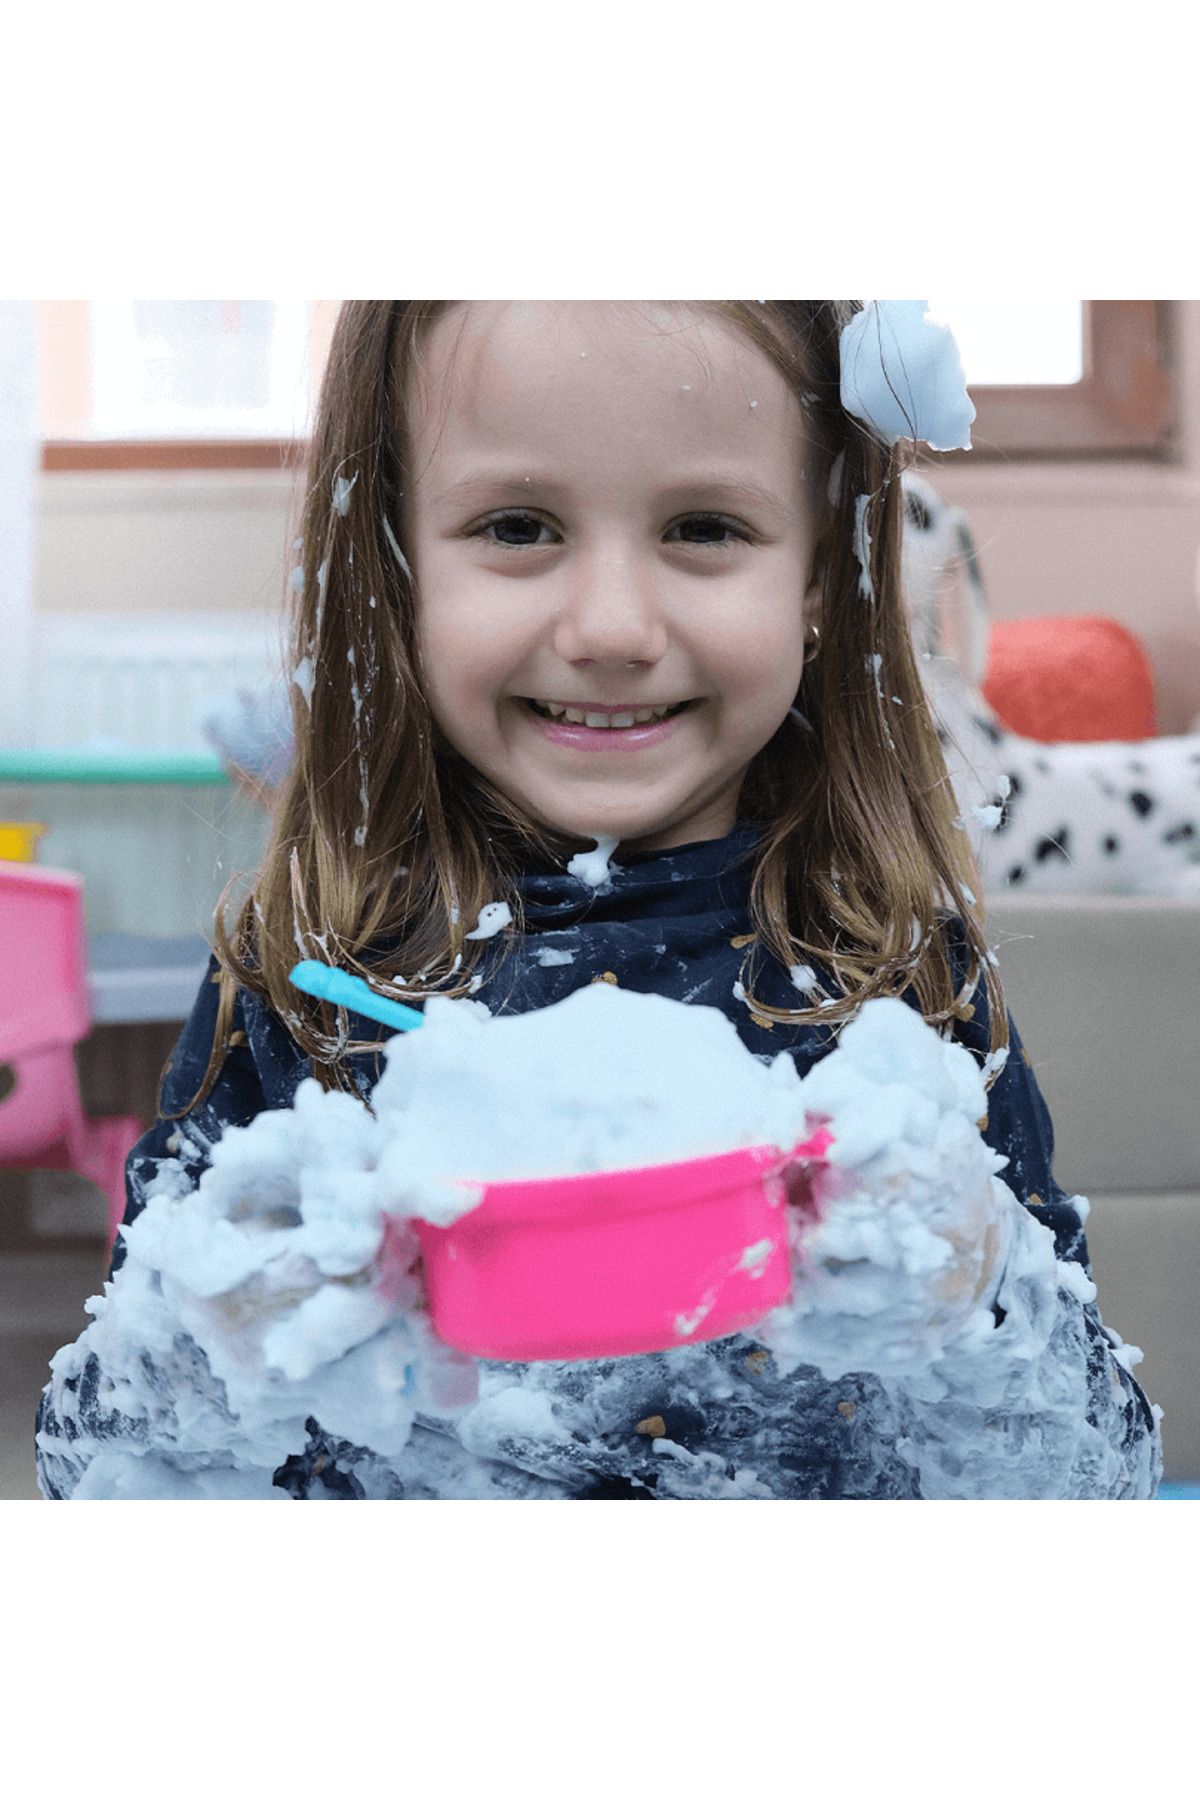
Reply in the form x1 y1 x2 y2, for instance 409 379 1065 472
0 861 145 1253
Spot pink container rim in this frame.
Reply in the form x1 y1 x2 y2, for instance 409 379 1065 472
392 1122 834 1362
417 1125 834 1233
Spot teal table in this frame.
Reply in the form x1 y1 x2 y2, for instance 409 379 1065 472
0 748 230 785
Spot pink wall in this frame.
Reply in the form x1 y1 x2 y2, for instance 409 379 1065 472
926 302 1200 735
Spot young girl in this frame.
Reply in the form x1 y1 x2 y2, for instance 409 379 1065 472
36 300 1162 1500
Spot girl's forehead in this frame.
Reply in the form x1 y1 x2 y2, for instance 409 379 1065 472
407 300 807 484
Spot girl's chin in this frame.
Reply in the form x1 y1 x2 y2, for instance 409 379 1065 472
512 789 731 853
506 767 684 831
529 809 667 844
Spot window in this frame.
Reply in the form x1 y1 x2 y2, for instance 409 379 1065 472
38 300 339 470
37 300 1177 469
89 301 310 438
925 299 1175 460
927 298 1085 386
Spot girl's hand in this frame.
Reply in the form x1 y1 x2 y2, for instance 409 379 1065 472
930 1173 1010 1316
757 998 1016 1386
765 1154 1013 1385
114 1084 480 1463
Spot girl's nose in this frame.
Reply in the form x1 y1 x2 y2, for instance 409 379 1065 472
552 549 670 668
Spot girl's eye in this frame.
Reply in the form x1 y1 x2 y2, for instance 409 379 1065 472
474 511 558 549
664 513 752 549
471 510 752 550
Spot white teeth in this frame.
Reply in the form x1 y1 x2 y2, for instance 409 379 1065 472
533 700 679 727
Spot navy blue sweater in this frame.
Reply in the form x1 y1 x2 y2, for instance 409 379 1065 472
37 825 1160 1498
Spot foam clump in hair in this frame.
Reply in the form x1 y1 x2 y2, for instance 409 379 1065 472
840 301 975 453
332 472 359 515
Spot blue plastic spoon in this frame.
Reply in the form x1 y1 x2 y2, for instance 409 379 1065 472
288 959 426 1031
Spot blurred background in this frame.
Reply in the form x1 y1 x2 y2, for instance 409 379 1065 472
2 299 1198 1497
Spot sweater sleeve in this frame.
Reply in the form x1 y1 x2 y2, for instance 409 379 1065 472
34 959 470 1501
35 957 285 1500
108 955 266 1278
751 919 1163 1498
889 933 1163 1498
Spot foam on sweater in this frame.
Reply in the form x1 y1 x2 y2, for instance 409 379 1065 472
35 984 1159 1499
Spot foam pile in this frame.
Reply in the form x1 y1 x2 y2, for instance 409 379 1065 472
37 984 1028 1496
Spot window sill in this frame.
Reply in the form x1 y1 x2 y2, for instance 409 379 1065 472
42 440 303 473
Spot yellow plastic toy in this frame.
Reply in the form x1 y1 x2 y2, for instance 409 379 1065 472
0 822 47 862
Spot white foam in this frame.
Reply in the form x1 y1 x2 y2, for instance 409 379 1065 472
841 302 975 452
567 835 620 888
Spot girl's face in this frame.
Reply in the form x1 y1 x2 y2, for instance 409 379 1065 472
405 301 813 853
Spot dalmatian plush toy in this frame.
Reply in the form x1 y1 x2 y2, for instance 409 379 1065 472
900 470 1200 898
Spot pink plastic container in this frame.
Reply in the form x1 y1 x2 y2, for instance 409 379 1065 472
397 1125 833 1362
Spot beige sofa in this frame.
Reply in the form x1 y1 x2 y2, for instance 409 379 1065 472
986 895 1200 1481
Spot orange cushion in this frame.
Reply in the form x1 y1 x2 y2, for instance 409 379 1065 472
980 614 1157 743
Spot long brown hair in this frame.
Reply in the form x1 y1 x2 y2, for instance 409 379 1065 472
170 300 1007 1120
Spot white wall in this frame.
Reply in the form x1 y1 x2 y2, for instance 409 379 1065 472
0 301 39 745
35 467 303 623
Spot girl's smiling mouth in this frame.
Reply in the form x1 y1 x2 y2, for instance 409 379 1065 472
520 696 699 750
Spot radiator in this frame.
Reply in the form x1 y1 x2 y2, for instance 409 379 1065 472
2 614 278 936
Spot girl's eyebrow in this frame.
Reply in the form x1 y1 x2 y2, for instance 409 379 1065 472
434 471 793 516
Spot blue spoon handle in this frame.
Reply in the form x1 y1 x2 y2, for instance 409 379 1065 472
288 960 426 1032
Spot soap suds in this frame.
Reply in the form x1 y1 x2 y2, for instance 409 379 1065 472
567 835 621 888
464 902 513 942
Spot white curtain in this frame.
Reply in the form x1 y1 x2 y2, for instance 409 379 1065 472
0 300 39 747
